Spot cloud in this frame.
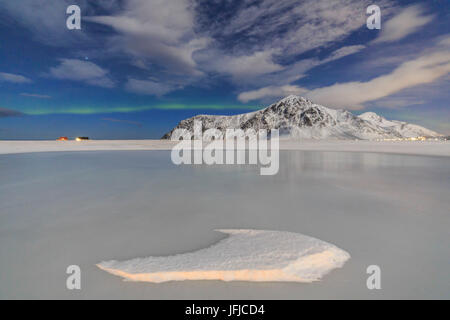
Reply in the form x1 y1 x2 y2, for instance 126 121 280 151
439 36 450 47
0 0 121 46
367 97 426 109
0 0 89 46
321 45 366 63
373 5 434 44
20 93 52 99
85 0 209 76
198 0 389 89
218 43 365 91
218 57 313 88
125 78 177 96
0 107 24 118
3 0 441 108
306 50 450 109
0 72 32 84
239 41 450 109
215 0 391 56
237 45 366 102
238 85 308 103
204 49 284 79
84 0 391 90
48 59 114 88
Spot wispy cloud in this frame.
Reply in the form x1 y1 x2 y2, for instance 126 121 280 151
0 0 118 46
373 4 434 44
84 0 391 90
125 78 177 96
48 59 115 88
1 0 444 113
239 40 450 109
237 45 367 102
0 0 86 46
215 0 385 57
238 4 446 107
306 49 450 109
238 85 308 103
367 97 426 109
20 93 52 99
0 107 24 118
0 72 32 84
321 45 366 63
201 49 284 81
85 0 209 76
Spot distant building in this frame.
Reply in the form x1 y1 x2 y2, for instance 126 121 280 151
57 137 68 141
75 137 90 141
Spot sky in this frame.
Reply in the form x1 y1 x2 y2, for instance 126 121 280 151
0 0 449 139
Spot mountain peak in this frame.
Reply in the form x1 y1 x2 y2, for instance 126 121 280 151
277 95 309 105
358 112 386 122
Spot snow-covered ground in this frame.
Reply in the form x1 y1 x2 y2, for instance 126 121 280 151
0 140 178 155
98 229 350 283
0 139 449 157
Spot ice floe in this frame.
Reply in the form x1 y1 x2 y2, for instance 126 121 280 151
97 229 350 283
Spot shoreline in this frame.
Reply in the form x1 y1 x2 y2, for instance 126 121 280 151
0 139 449 157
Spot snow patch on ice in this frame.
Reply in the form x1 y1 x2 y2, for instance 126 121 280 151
97 229 350 283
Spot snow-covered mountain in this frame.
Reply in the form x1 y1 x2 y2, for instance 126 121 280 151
162 95 441 140
357 112 440 139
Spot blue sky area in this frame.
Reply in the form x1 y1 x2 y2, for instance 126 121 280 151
0 0 449 139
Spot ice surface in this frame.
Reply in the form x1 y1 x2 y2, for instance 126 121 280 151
1 151 449 299
97 229 350 283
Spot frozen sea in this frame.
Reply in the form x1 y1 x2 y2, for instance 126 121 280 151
0 150 449 299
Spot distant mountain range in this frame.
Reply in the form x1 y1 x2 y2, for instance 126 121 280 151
162 95 441 140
